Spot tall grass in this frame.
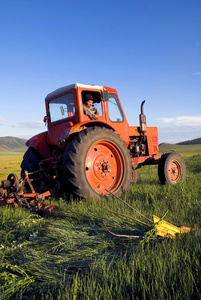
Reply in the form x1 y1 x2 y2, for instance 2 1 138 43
0 153 200 299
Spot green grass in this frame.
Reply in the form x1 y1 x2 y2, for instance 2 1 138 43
0 151 25 157
0 152 24 179
159 143 201 156
0 150 201 299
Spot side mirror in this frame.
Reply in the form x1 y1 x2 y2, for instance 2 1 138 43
102 88 109 102
43 116 48 126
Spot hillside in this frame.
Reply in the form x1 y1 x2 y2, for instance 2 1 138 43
176 137 201 145
0 136 27 151
159 138 201 155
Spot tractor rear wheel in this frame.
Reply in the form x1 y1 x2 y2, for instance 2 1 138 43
62 127 132 198
158 152 186 185
21 147 43 190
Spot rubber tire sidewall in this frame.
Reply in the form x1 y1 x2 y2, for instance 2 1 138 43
158 152 186 185
21 147 43 189
62 127 132 198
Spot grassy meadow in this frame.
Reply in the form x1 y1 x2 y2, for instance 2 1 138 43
0 146 201 299
0 151 24 180
159 143 201 156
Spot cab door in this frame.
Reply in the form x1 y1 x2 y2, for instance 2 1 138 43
105 93 130 146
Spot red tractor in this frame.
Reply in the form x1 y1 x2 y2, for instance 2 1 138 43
21 83 186 198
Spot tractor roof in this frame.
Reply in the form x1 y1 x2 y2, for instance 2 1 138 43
45 83 109 100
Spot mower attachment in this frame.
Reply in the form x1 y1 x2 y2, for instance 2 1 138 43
0 172 57 216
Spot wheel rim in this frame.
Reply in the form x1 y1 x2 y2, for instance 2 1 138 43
85 141 125 195
7 173 19 193
168 160 182 182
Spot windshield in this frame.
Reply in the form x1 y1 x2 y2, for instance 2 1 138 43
108 94 124 122
49 93 75 123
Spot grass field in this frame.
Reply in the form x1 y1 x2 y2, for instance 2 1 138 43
0 146 201 299
159 143 201 156
0 152 24 180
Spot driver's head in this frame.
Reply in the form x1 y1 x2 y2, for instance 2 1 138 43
85 94 95 108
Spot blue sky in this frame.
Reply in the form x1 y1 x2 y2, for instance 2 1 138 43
0 0 201 143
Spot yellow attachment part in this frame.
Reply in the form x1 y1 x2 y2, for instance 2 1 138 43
152 215 193 239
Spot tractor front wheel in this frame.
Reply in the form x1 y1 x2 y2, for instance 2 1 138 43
62 127 132 198
158 152 186 185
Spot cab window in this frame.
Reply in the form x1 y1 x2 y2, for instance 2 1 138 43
82 91 103 116
49 93 75 123
108 94 124 122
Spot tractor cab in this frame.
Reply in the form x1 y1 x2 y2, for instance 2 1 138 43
44 83 130 150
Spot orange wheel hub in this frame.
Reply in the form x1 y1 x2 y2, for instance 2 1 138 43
168 160 182 182
85 141 124 194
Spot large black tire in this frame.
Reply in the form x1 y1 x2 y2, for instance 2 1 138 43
158 152 186 185
62 127 132 198
21 147 44 189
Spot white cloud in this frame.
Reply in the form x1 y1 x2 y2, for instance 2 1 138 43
158 116 201 127
12 120 44 129
158 127 201 144
156 116 201 143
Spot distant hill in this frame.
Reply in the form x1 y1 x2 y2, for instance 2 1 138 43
0 136 27 151
176 137 201 145
159 137 201 148
159 138 201 155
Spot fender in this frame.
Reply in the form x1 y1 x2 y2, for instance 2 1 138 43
58 120 115 145
26 131 51 158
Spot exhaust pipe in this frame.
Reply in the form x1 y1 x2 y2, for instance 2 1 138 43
139 100 147 133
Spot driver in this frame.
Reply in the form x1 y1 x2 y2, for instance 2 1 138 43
83 94 99 120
